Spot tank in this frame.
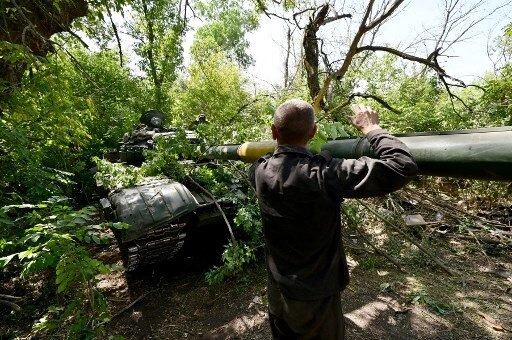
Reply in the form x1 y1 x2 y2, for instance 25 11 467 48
204 126 512 182
115 109 199 166
104 122 512 272
101 110 230 272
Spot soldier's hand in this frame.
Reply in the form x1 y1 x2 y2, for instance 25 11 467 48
349 104 381 135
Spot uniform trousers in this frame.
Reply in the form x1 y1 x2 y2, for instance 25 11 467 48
267 277 345 340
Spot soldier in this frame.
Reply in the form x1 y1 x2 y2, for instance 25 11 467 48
249 99 418 339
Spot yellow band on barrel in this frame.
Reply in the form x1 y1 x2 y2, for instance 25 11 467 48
237 141 276 163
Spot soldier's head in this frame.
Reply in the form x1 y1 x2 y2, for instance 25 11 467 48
272 99 317 146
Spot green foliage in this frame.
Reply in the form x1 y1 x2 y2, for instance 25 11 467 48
309 121 350 152
189 161 263 250
234 203 262 239
358 255 378 270
477 63 512 126
32 246 113 338
130 0 185 109
195 0 259 68
205 241 257 284
171 49 272 145
0 197 128 338
0 47 146 203
140 128 202 180
408 290 451 315
327 53 479 133
93 157 142 191
341 202 361 232
203 175 262 284
70 0 129 51
0 41 37 95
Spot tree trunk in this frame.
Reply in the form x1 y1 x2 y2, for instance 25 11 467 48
0 0 88 97
302 5 328 109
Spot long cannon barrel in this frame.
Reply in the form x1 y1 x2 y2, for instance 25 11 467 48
204 126 512 181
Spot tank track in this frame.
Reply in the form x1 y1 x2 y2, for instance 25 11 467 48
120 220 187 272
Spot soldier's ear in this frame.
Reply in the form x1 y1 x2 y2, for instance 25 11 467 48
308 124 317 140
271 124 279 140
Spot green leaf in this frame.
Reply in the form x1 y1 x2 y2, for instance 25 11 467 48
57 277 71 294
0 253 17 267
309 138 324 153
91 234 100 244
18 249 34 259
30 233 41 243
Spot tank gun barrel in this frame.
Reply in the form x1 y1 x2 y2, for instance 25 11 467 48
204 126 512 181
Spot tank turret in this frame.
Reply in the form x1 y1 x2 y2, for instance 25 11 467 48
104 122 512 273
116 109 198 166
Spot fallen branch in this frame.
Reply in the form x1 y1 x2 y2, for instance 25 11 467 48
186 175 237 245
342 205 405 271
357 199 457 276
327 92 401 117
0 297 21 311
403 189 509 229
110 293 148 321
355 226 405 272
441 233 511 246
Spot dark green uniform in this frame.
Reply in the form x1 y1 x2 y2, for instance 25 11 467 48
249 129 418 339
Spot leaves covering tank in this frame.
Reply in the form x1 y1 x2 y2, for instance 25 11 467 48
101 110 229 272
116 109 199 166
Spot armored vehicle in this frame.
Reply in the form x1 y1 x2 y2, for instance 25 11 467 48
103 114 512 272
101 177 229 271
116 109 199 166
101 110 230 272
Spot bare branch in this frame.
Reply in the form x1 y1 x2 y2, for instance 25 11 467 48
353 92 402 113
106 5 123 67
186 176 237 245
357 199 458 277
365 0 406 31
284 25 291 88
357 45 445 73
355 44 475 110
327 92 402 117
303 4 352 110
12 0 48 48
0 299 21 311
312 1 378 111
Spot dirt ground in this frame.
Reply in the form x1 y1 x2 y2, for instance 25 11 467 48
99 236 512 340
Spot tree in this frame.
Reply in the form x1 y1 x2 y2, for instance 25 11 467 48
0 0 130 99
172 46 257 145
0 0 86 96
128 0 185 111
0 46 146 202
194 0 259 69
256 0 512 118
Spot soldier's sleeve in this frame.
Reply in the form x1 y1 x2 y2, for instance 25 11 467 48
325 129 418 199
248 153 273 190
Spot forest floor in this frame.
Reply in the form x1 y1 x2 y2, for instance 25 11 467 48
99 226 512 339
